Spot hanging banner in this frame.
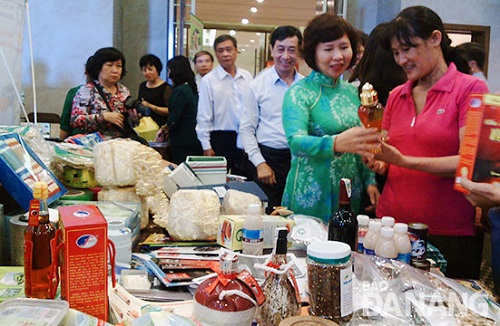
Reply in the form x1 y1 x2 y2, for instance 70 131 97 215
0 0 25 126
189 13 204 64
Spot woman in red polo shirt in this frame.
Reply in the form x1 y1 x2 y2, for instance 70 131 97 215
366 6 489 279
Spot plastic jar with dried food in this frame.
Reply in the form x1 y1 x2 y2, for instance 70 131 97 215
306 241 353 323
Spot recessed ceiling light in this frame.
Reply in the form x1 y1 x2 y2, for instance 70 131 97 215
241 48 246 52
229 30 236 35
241 18 249 24
250 7 258 13
257 0 264 3
245 44 250 47
256 32 262 36
250 39 255 43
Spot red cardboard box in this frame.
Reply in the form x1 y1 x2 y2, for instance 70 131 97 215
58 205 109 321
455 93 500 193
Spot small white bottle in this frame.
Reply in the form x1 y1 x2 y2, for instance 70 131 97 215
107 220 132 265
381 216 395 228
375 227 398 259
394 223 411 264
242 204 264 255
356 215 370 253
363 220 381 256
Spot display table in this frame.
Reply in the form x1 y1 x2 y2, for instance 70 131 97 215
113 221 500 325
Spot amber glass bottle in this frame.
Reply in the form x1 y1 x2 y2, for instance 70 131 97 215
358 82 384 131
328 178 358 251
24 181 56 299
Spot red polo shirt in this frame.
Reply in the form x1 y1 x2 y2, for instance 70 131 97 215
377 63 489 236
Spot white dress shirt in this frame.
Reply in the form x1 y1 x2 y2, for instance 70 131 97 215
196 64 253 150
195 74 202 88
239 66 303 167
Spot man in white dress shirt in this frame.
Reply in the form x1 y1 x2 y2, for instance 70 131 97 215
193 51 214 87
239 26 303 213
196 35 253 177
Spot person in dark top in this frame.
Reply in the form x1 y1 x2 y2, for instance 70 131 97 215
60 59 92 140
165 55 202 164
60 86 84 140
138 54 173 127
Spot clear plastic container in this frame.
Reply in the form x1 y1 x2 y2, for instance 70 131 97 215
120 269 151 292
375 227 398 259
307 241 353 323
0 298 69 325
363 220 381 256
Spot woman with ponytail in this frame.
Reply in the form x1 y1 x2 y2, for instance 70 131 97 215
365 6 489 279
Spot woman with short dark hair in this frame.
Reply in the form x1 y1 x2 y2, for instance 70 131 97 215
138 54 173 127
165 55 202 164
281 13 380 222
71 47 141 140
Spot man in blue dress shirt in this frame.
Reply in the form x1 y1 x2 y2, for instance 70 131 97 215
240 26 303 213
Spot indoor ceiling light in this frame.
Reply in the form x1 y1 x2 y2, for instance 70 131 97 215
229 30 236 35
257 0 264 3
241 18 249 24
250 39 255 43
250 7 258 13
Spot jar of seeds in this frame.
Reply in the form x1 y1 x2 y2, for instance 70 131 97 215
306 241 353 323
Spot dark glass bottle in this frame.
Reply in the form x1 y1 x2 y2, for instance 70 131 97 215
24 181 56 299
328 178 358 251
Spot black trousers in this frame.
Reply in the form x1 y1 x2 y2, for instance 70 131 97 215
428 232 484 279
210 130 252 180
252 144 291 214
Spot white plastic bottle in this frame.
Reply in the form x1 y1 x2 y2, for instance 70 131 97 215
375 227 398 259
393 223 411 264
356 215 370 253
381 216 395 228
242 204 264 255
107 220 132 265
363 220 381 256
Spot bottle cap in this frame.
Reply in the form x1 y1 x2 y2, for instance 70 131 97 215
307 241 351 264
33 181 49 200
381 216 395 227
360 82 379 106
247 203 261 215
394 222 408 233
357 214 370 226
220 252 239 274
380 226 394 239
368 220 382 231
275 227 288 255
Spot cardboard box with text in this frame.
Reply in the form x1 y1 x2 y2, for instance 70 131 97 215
58 205 109 321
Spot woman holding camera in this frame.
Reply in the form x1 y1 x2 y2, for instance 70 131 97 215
71 47 140 140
